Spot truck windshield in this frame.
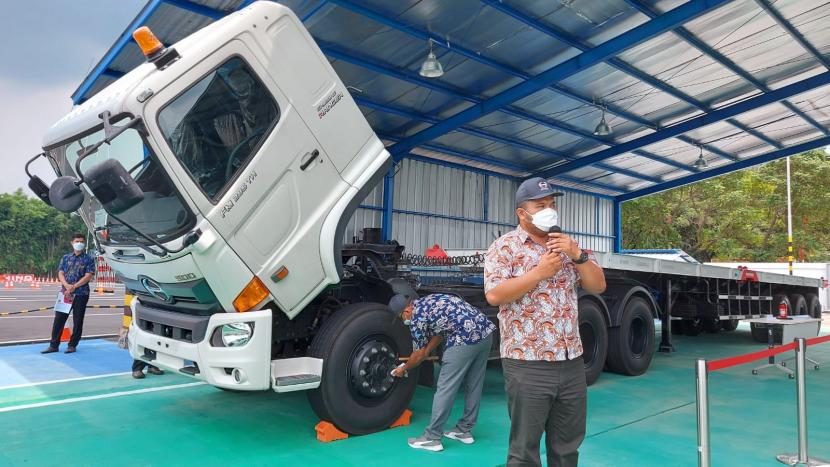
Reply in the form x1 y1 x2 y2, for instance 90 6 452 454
48 125 194 246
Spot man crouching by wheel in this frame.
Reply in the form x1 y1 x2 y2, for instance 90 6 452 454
389 290 495 452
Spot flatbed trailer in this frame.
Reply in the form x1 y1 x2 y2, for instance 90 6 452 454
413 248 823 385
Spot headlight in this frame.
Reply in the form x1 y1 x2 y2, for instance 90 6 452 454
221 322 253 347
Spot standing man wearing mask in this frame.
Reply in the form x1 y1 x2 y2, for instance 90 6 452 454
42 233 96 354
484 177 606 467
389 291 496 452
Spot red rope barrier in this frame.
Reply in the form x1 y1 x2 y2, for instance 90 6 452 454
708 342 798 372
806 333 830 347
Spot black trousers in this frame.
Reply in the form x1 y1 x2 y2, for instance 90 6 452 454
132 360 158 372
503 357 587 467
49 294 90 348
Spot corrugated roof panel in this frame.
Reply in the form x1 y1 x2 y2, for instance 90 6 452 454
432 133 550 168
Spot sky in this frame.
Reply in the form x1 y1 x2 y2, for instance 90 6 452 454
0 0 145 195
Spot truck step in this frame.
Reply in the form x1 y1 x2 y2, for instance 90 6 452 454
276 374 321 387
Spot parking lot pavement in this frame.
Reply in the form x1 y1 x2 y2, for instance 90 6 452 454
0 284 125 344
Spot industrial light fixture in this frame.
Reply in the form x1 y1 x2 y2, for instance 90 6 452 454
593 101 612 136
419 40 444 78
694 146 708 169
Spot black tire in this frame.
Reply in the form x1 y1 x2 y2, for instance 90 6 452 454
682 318 705 336
307 303 417 435
805 293 822 319
720 319 739 332
789 294 807 316
606 297 655 376
578 299 608 386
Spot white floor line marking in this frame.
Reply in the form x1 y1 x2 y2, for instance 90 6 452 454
0 372 132 391
0 313 121 319
0 382 207 413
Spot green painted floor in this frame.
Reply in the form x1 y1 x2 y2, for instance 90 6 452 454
1 324 828 467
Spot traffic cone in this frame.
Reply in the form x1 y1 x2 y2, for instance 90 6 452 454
60 328 71 342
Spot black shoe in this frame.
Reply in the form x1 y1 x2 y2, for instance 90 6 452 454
64 347 76 354
132 370 146 379
147 367 164 375
41 347 59 354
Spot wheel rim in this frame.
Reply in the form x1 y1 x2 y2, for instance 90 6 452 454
579 321 597 364
347 335 400 405
628 316 647 357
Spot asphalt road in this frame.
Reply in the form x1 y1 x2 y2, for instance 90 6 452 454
0 283 125 344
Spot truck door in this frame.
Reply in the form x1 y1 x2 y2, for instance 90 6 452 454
148 41 351 313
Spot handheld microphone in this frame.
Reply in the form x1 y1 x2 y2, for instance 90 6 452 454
547 226 561 254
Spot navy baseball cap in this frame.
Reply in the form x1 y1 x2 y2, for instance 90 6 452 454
515 177 563 207
388 294 413 315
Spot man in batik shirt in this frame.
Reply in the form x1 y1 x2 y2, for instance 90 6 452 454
484 177 606 467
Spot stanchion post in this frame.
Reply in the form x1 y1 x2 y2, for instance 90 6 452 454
696 359 711 467
776 337 828 466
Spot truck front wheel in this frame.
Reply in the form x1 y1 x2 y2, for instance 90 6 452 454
307 303 418 435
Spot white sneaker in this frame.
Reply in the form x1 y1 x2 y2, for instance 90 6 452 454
408 436 444 452
444 430 474 444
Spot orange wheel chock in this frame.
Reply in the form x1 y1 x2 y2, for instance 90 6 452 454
315 409 413 443
315 421 349 443
390 409 412 428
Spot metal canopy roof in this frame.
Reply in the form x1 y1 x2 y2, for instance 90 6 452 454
71 0 830 201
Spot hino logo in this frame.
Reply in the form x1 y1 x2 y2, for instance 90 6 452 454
140 277 171 302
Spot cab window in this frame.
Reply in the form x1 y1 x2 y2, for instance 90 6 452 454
158 57 279 200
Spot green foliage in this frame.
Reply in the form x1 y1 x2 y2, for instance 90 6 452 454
0 189 88 276
622 150 830 262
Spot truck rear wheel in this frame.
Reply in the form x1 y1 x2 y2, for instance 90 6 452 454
789 294 807 316
805 293 822 318
720 319 739 332
307 303 417 435
578 299 608 386
606 297 654 376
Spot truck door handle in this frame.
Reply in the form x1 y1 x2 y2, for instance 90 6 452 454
300 149 320 171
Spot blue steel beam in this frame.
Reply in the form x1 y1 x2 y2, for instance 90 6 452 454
381 167 395 241
71 0 164 104
617 134 830 202
482 0 786 153
325 43 698 173
379 133 624 194
357 96 665 183
330 0 735 163
331 0 728 158
541 70 830 178
754 0 830 71
162 0 226 19
626 0 829 136
613 199 623 252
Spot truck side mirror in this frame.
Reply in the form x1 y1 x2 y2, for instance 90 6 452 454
49 176 84 213
27 176 52 206
84 159 144 215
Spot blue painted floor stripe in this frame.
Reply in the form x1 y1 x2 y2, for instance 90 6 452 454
0 339 132 388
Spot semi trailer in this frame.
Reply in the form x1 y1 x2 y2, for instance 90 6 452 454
24 1 822 435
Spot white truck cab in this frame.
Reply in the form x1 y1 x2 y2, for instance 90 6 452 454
31 2 413 435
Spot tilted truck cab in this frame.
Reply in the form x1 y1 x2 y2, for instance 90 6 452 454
34 2 411 434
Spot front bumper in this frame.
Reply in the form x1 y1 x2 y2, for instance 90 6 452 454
128 304 273 390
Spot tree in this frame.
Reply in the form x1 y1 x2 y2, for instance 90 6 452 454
0 189 89 276
622 149 830 262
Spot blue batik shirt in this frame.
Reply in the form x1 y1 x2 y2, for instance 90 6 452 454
59 252 96 296
409 293 496 350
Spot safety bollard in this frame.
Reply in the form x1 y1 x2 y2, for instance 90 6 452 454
696 359 711 467
776 338 829 466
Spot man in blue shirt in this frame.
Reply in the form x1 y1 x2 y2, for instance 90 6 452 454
42 233 96 354
389 292 496 452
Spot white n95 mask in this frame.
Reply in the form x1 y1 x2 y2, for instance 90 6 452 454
529 208 559 232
